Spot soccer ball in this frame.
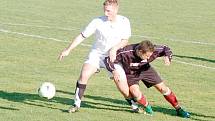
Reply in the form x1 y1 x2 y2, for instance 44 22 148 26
38 82 56 99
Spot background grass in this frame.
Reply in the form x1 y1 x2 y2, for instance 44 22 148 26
0 0 215 121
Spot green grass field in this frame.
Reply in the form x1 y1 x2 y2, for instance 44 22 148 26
0 0 215 121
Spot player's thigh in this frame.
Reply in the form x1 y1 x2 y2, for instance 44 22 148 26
114 81 130 97
114 78 129 96
114 64 127 81
78 50 101 83
105 63 127 82
84 50 101 69
78 63 98 84
113 64 128 88
106 64 129 95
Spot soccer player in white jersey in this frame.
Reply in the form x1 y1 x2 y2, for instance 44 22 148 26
59 0 136 113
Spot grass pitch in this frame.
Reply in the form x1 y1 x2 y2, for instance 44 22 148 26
0 0 215 121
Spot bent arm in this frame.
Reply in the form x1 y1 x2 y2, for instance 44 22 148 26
109 39 128 62
155 45 173 61
104 57 115 72
152 45 172 65
104 49 123 72
111 39 128 51
162 45 172 62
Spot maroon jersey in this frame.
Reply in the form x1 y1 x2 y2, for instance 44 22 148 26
104 43 172 77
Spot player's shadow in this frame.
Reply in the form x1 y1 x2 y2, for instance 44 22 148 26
56 90 215 120
152 106 176 116
189 112 215 121
0 90 130 113
55 90 131 112
56 90 127 105
152 106 215 121
0 90 65 110
0 106 19 111
1 90 215 121
174 55 215 63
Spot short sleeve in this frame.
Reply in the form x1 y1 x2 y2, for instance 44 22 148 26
81 18 97 38
121 17 131 40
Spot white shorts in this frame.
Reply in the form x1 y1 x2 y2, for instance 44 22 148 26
84 50 106 69
84 50 126 81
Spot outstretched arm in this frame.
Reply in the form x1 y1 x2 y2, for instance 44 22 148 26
58 34 85 61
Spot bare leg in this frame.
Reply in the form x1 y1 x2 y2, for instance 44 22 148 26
154 82 180 109
154 82 190 118
129 84 153 114
73 63 97 109
112 64 138 110
129 84 148 107
113 78 130 98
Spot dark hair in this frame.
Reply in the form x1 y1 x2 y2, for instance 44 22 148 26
103 0 119 6
136 40 155 54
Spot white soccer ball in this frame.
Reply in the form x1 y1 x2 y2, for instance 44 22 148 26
38 82 56 99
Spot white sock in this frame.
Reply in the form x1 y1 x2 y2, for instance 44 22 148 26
131 100 138 109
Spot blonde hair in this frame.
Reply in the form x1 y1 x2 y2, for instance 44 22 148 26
103 0 119 6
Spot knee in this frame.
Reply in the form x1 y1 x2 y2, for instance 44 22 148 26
155 83 170 95
79 64 97 83
79 71 93 83
130 88 141 99
159 87 171 95
78 74 90 84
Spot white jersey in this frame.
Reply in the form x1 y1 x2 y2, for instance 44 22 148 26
81 15 131 55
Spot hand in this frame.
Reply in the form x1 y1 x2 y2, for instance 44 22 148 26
112 70 120 81
109 48 117 62
58 48 70 61
163 56 171 66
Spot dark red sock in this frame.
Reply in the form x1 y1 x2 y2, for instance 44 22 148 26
164 91 179 108
137 95 148 107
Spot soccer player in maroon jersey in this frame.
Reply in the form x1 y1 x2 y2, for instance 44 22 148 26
104 40 190 118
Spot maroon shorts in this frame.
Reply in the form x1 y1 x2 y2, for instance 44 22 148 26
127 66 162 88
